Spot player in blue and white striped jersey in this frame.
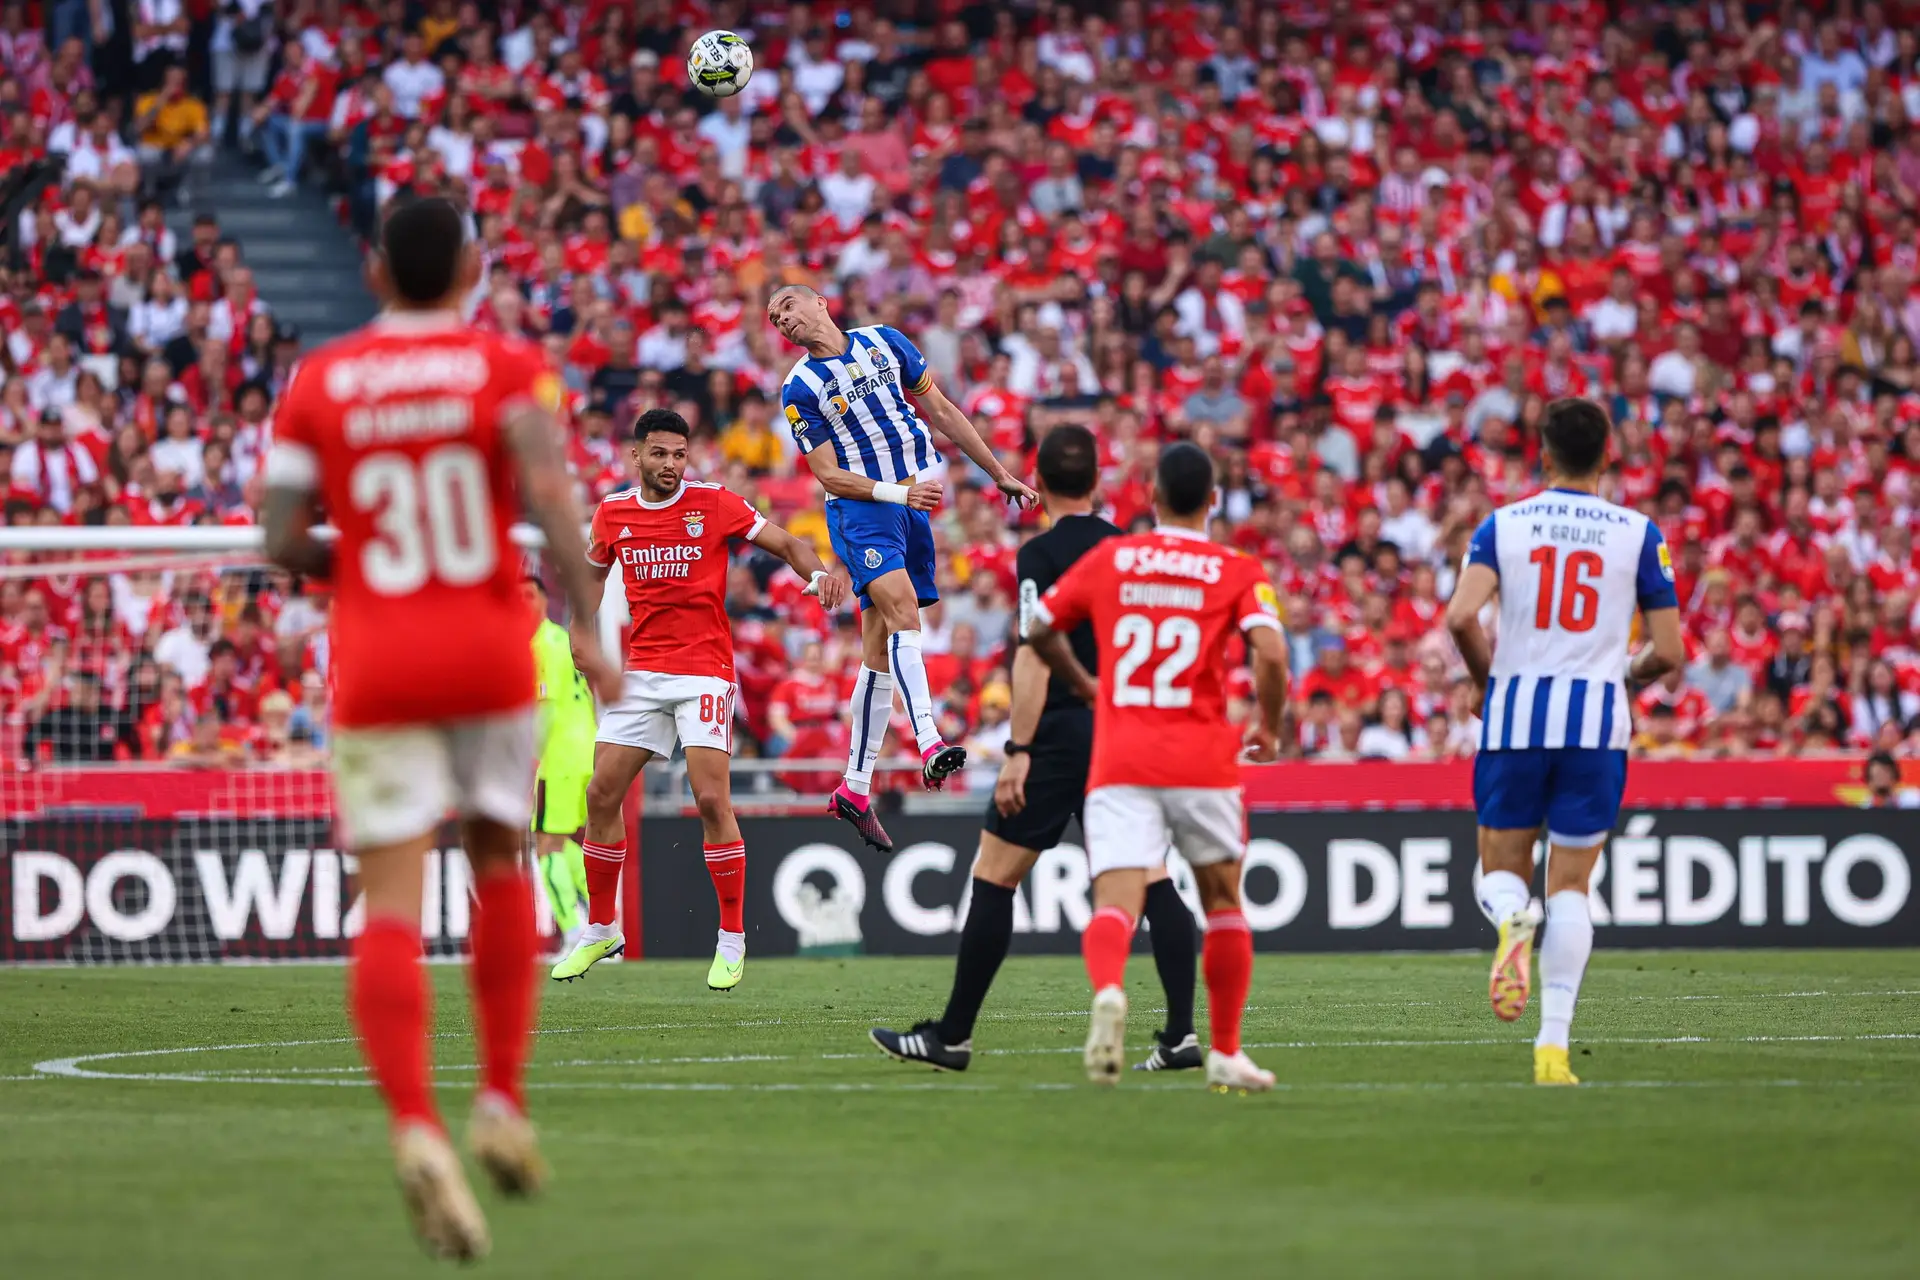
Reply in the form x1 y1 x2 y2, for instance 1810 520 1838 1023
1446 397 1685 1086
768 284 1037 851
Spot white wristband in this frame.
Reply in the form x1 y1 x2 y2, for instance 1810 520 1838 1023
804 570 829 596
871 481 910 505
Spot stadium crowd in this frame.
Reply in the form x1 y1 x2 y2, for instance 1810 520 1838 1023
6 0 1920 782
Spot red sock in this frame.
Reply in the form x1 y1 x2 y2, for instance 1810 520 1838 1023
582 840 624 927
350 915 438 1130
704 841 746 933
1081 906 1134 992
469 869 539 1111
1203 910 1254 1056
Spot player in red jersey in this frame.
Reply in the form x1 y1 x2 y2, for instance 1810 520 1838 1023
261 198 621 1263
1027 442 1291 1092
549 407 846 991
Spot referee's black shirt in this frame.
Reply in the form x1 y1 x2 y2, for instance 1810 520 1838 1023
1015 512 1121 715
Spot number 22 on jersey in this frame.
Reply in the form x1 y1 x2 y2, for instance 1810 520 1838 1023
1111 614 1201 708
351 445 497 595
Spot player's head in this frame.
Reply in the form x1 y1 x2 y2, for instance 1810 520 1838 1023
1541 397 1612 482
1152 441 1216 526
1035 424 1098 504
521 573 547 615
371 196 477 309
631 407 691 498
766 282 833 349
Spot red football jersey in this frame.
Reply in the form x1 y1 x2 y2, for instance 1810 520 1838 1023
588 480 765 680
266 313 551 728
1036 527 1282 790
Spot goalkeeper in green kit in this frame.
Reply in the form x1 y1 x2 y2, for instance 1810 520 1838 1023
525 576 597 952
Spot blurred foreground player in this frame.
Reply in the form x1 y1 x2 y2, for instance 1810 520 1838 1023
1446 397 1684 1085
525 575 594 954
1027 442 1291 1091
263 196 621 1261
871 426 1202 1073
550 408 846 990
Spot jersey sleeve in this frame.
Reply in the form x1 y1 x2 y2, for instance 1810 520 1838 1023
1464 512 1499 575
586 500 612 569
1034 549 1100 634
722 487 768 542
781 377 830 453
1014 538 1055 643
260 359 321 491
496 338 564 415
1636 519 1680 611
1235 559 1284 634
876 325 932 394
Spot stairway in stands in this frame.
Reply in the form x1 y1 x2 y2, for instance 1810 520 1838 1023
171 152 376 347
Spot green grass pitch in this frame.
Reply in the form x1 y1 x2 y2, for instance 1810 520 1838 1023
2 951 1917 1279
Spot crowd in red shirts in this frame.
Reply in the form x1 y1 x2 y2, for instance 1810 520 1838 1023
7 1 1920 775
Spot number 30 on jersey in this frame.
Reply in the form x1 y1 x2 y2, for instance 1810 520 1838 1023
351 445 497 595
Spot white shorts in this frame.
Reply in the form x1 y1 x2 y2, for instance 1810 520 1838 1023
596 671 736 758
1082 785 1246 877
330 710 536 850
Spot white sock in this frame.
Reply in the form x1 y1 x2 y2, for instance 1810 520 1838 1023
843 666 894 796
1535 890 1593 1050
716 928 745 964
1477 869 1531 927
887 628 942 753
580 921 618 943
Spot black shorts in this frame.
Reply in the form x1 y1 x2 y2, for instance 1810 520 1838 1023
982 705 1092 852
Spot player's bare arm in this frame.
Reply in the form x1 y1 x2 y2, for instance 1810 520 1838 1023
1629 606 1686 683
1027 615 1100 705
748 520 849 611
1445 561 1499 697
1242 624 1290 763
801 441 944 509
504 403 623 701
994 642 1051 817
911 373 1039 509
259 483 335 580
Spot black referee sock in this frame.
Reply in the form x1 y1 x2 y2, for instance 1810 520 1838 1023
937 878 1016 1044
1144 878 1198 1043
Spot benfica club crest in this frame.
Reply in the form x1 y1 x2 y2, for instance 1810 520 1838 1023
683 511 705 538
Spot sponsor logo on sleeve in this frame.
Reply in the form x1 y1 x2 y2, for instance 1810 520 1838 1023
1658 541 1675 581
1255 581 1281 617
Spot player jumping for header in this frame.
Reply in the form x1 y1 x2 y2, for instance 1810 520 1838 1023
1446 397 1685 1085
769 284 1037 851
550 408 846 991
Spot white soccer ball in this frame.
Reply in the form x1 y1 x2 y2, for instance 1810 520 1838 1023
687 30 753 98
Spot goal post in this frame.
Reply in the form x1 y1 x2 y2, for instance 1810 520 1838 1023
0 523 640 964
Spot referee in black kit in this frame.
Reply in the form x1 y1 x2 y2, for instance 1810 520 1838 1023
870 425 1203 1073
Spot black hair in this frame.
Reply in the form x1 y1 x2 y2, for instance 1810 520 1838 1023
1541 397 1611 478
1868 751 1900 781
633 407 691 443
1155 441 1215 517
524 574 547 593
379 197 467 304
1036 424 1098 499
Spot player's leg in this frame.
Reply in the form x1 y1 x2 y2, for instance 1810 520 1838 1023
531 777 588 949
1134 863 1203 1071
871 830 1040 1071
683 732 749 991
1530 747 1626 1086
331 726 489 1261
446 710 550 1199
827 502 901 848
1080 786 1164 1085
552 675 665 979
1472 748 1550 1023
892 508 966 785
1169 788 1274 1093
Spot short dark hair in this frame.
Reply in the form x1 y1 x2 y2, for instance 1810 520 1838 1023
379 197 467 304
1155 441 1215 517
1036 424 1097 499
633 407 691 443
1541 397 1611 478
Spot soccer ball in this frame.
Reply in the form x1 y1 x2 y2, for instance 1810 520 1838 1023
687 30 753 98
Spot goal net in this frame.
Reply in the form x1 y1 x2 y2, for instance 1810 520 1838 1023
0 524 636 964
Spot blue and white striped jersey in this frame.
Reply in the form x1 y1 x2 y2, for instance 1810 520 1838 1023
1467 488 1678 752
780 325 938 496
